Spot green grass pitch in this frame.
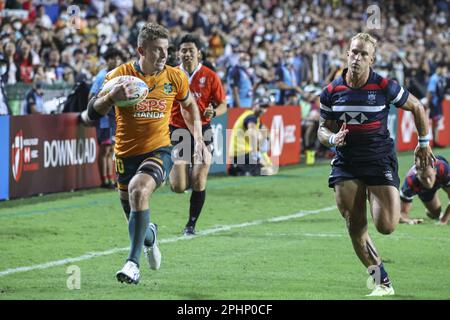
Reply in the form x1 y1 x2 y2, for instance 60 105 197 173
1 148 449 300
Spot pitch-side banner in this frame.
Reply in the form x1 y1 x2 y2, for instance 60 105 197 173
227 106 302 166
397 98 450 151
9 113 101 199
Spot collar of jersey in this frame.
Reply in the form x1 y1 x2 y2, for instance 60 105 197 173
180 63 202 84
133 60 165 77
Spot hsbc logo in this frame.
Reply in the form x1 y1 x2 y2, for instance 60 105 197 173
400 111 441 144
11 130 40 182
339 112 368 124
271 116 284 156
401 111 415 143
270 115 296 157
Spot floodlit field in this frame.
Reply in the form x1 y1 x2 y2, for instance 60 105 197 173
1 148 449 300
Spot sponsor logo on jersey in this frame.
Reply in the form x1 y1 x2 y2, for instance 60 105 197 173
334 96 347 104
339 112 369 124
164 83 173 94
134 99 167 119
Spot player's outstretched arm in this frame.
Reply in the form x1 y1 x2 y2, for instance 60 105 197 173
317 117 348 148
399 201 423 225
400 93 436 169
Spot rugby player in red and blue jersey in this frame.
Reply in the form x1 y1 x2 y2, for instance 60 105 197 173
318 33 435 297
400 156 450 225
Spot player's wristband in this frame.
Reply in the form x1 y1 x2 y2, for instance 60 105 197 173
328 134 337 147
418 136 429 148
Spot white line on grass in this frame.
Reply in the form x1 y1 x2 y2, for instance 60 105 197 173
0 206 337 278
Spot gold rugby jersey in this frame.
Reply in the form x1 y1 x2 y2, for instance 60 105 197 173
103 61 190 157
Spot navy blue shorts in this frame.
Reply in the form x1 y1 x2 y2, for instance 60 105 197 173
115 147 173 191
328 153 400 189
170 123 214 162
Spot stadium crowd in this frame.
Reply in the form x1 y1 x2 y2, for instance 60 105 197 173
0 0 449 148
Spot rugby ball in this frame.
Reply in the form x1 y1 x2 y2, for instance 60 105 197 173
99 75 149 107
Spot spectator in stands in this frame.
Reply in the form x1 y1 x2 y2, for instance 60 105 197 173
23 80 45 114
274 49 303 105
82 14 98 46
15 39 39 83
35 4 53 30
72 48 92 82
62 66 76 85
1 41 17 84
227 50 254 108
426 62 448 148
208 27 226 58
45 48 64 81
0 53 12 115
39 29 56 54
88 47 123 189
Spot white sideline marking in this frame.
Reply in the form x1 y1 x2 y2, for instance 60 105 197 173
0 206 337 278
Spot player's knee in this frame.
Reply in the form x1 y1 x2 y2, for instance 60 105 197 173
192 180 205 191
170 182 186 193
128 187 150 204
375 222 396 235
169 171 188 193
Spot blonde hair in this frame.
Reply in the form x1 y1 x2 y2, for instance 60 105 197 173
351 33 377 53
137 23 170 48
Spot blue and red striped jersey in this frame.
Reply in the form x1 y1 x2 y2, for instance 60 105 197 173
320 68 409 162
400 156 450 202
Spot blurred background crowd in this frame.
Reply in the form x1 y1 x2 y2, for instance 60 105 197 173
0 0 449 152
